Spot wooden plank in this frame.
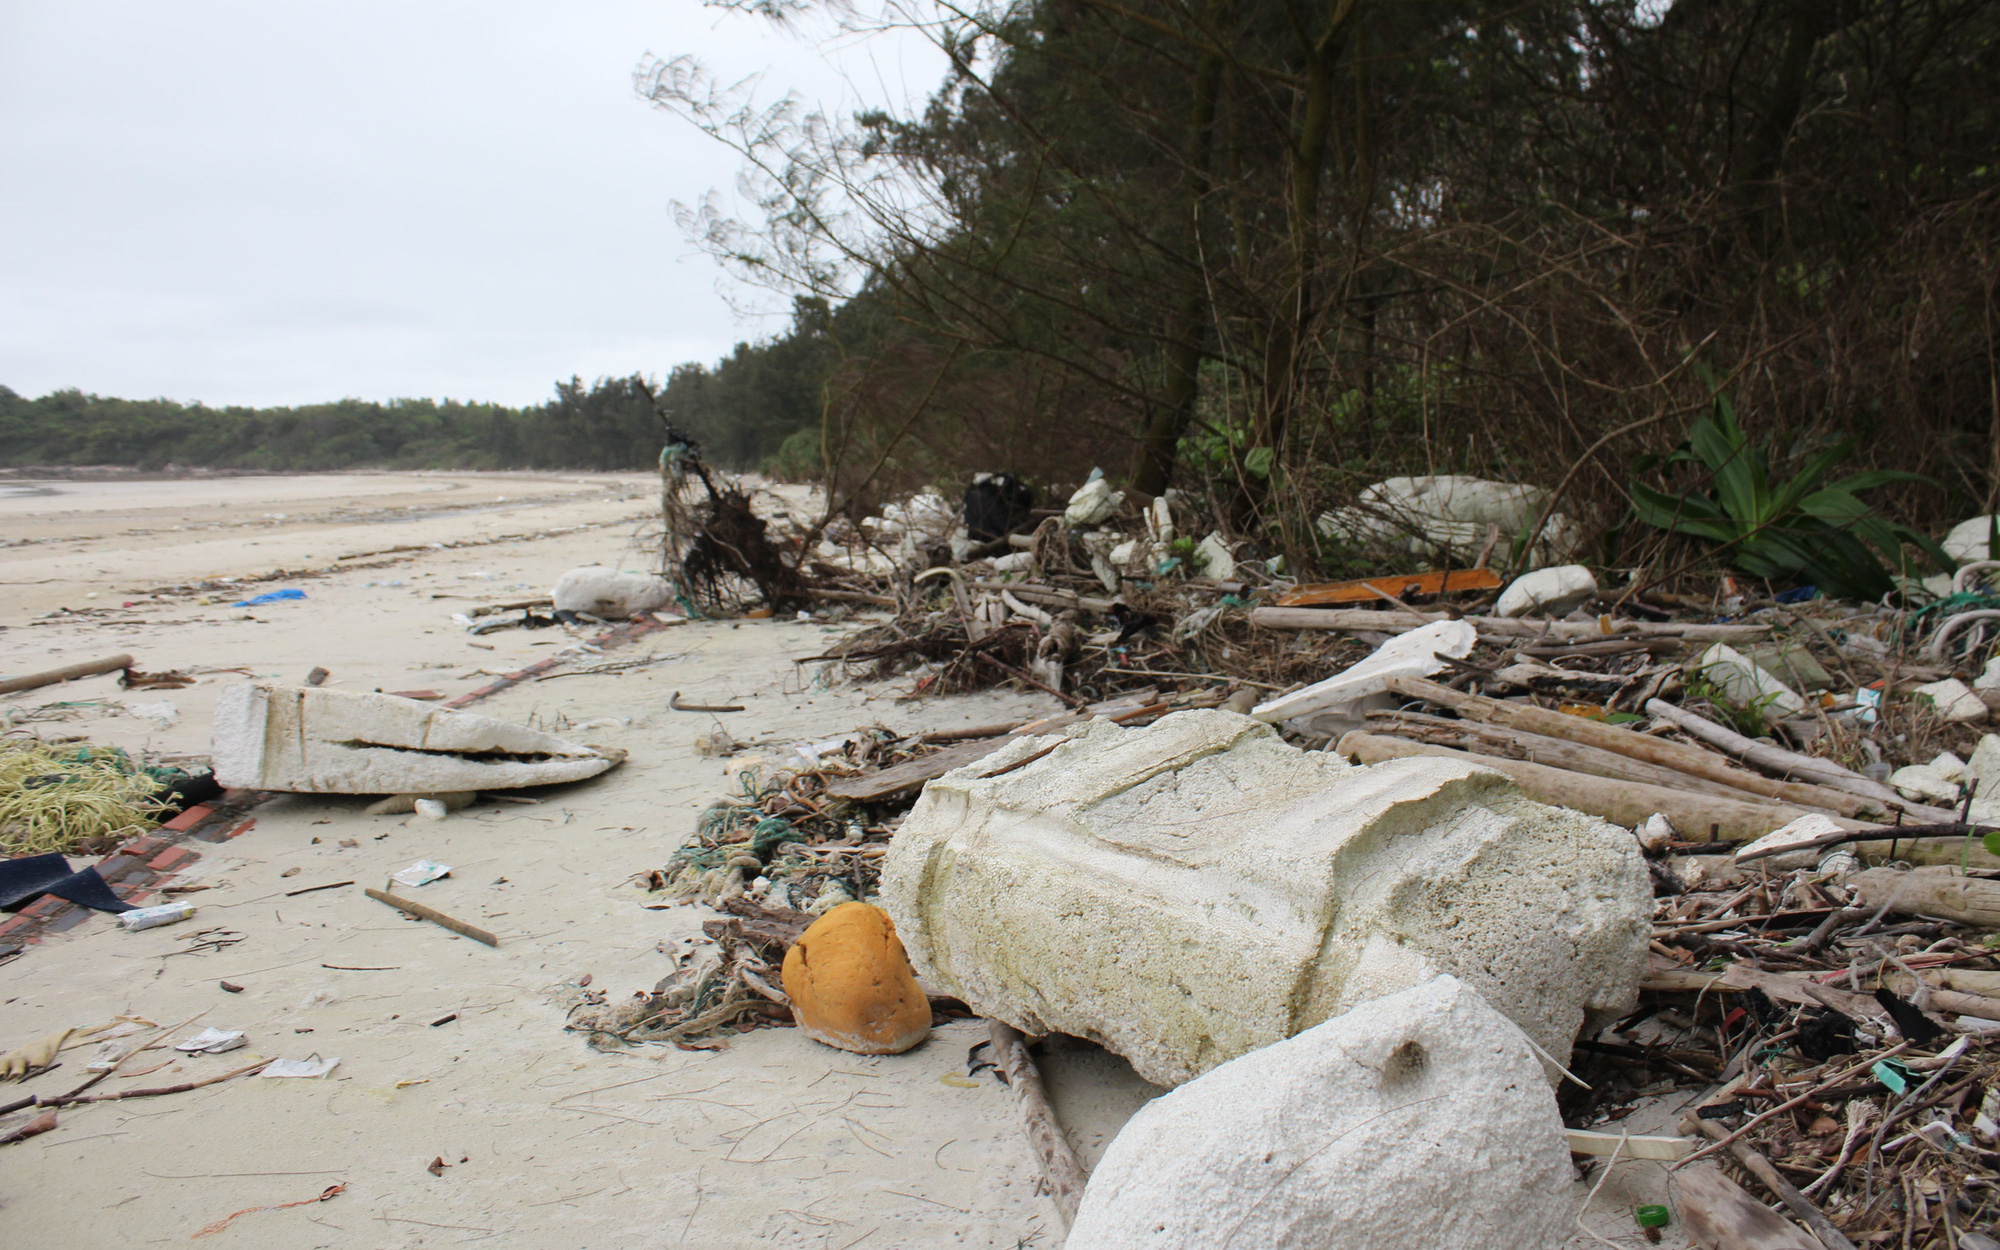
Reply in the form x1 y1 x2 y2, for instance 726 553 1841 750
1276 568 1502 607
1675 1164 1821 1250
825 737 1015 803
824 691 1164 804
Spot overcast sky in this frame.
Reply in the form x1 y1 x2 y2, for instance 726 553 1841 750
0 2 945 407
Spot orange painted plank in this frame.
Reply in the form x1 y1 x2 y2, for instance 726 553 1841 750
1275 567 1503 608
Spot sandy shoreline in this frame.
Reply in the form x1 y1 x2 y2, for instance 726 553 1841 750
0 472 1681 1248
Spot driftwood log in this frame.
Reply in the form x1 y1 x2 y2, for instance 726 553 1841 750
988 1021 1088 1226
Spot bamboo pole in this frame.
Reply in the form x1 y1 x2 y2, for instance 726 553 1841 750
0 654 133 696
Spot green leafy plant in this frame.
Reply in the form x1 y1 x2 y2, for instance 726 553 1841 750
1630 385 1950 600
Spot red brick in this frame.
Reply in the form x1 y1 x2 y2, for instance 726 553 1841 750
121 889 154 905
162 804 215 832
21 897 68 918
0 915 33 939
149 846 198 872
225 819 257 839
120 835 168 858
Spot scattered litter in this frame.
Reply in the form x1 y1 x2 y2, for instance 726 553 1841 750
231 588 306 606
261 1055 340 1078
125 699 179 730
118 901 196 931
175 1028 246 1054
388 859 451 888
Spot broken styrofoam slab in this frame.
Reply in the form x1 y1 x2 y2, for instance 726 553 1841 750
1969 736 2000 785
879 710 1649 1087
1493 564 1597 618
212 685 624 795
389 860 451 889
1694 643 1808 722
1891 763 1962 805
1932 752 1971 784
1252 619 1477 724
1315 475 1582 570
176 1028 246 1054
1944 515 2000 565
1636 813 1676 853
1977 658 2000 693
1194 533 1235 580
1743 643 1834 692
1915 677 1989 723
551 567 671 620
1734 813 1847 870
1065 976 1572 1249
1064 476 1123 527
262 1056 340 1078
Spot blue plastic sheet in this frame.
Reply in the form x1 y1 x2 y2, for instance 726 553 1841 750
233 588 306 607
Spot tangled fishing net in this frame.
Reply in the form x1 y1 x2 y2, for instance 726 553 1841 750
0 742 172 857
648 759 887 913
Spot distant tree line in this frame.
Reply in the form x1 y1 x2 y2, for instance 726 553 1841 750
647 0 2000 558
0 295 852 475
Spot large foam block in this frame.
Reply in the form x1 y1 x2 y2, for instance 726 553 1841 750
879 710 1647 1087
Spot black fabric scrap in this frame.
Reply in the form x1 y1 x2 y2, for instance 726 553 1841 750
0 853 134 914
155 770 221 818
1798 1007 1859 1062
1875 988 1945 1045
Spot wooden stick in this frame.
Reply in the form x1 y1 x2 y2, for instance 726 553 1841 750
1389 677 1881 817
967 581 1115 613
0 1010 211 1117
1645 699 1953 820
915 722 1025 743
365 888 499 946
57 1057 272 1104
1674 1042 1913 1170
0 653 134 696
1688 1117 1858 1249
1251 607 1769 642
975 652 1087 708
805 587 898 607
989 1020 1088 1226
0 1111 57 1146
